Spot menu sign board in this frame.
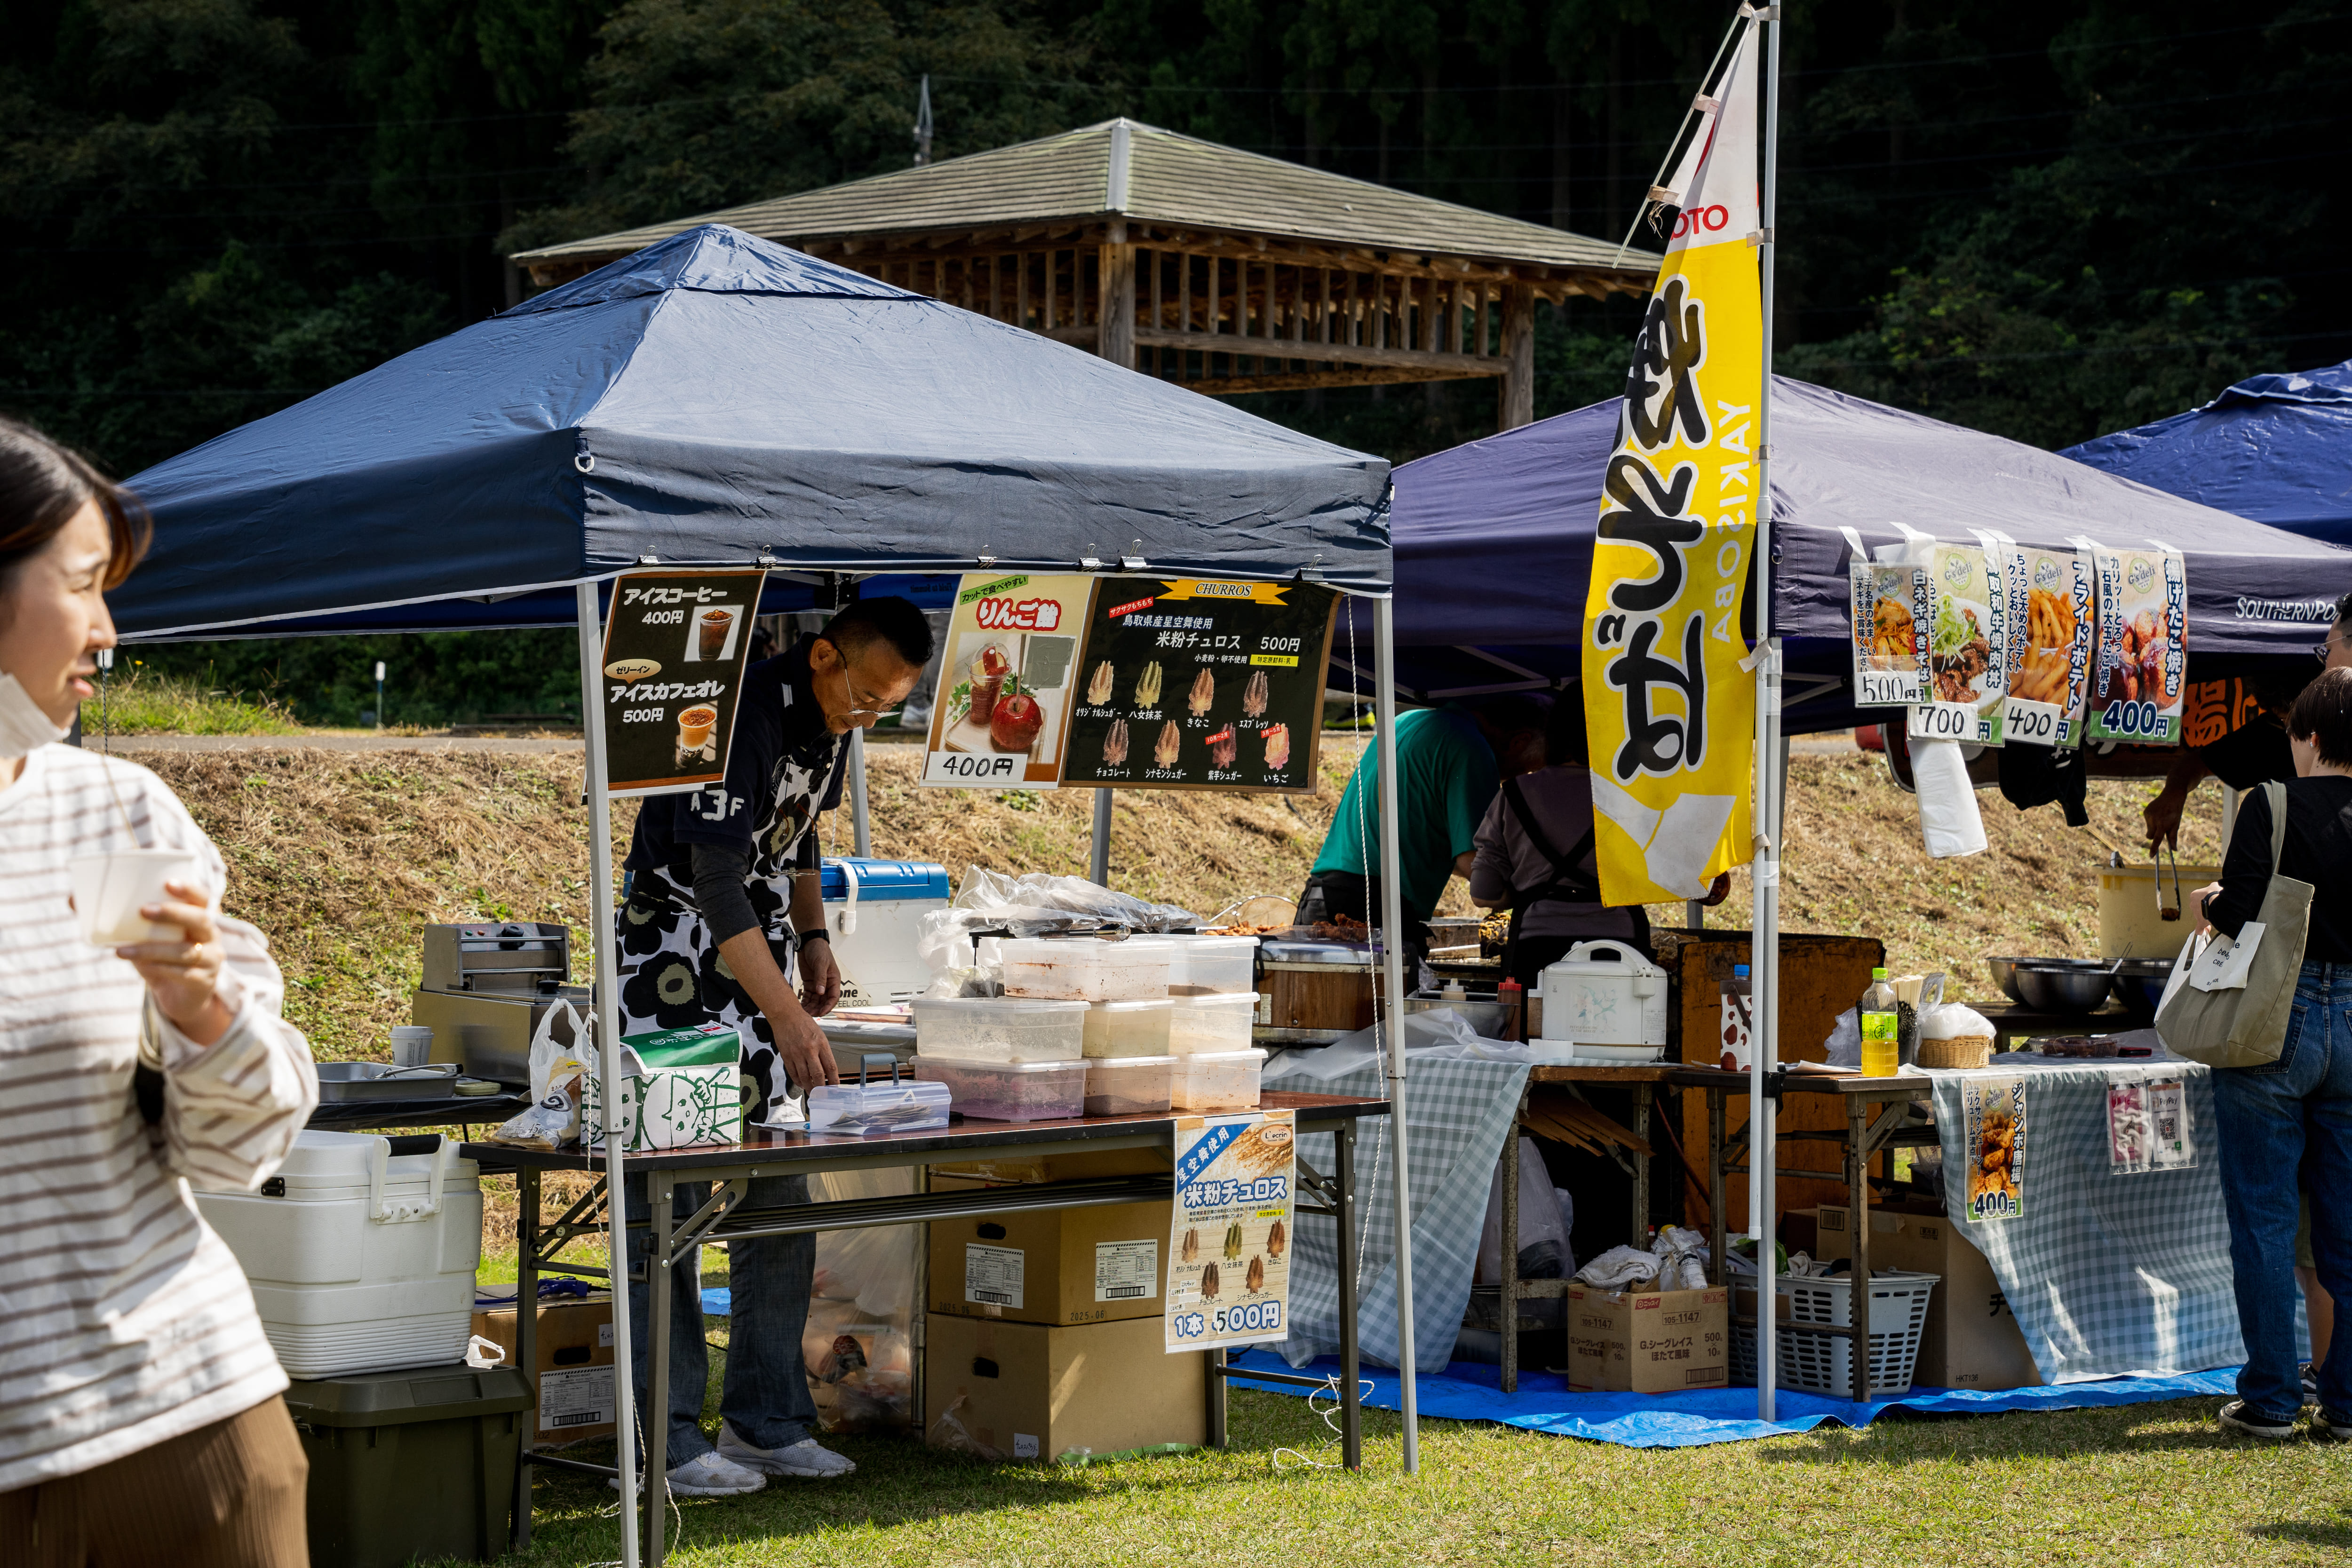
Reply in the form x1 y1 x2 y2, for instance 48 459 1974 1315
1905 541 2007 747
2084 543 2188 746
1850 559 1929 708
1062 577 1339 794
919 572 1097 790
2000 544 2093 749
596 567 766 796
1165 1111 1295 1354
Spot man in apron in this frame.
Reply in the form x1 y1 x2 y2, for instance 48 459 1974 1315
612 597 933 1496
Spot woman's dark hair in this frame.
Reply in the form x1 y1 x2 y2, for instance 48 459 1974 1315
0 416 149 589
2289 666 2352 768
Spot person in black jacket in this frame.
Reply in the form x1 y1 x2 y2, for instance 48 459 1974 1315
2193 666 2352 1441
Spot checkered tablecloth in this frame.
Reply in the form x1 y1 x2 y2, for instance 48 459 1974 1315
1265 1054 1530 1376
1933 1060 2247 1383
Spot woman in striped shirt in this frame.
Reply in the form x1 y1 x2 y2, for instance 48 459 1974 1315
0 419 318 1566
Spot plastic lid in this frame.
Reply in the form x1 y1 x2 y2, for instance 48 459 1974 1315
913 1054 1089 1073
1498 979 1523 993
1086 1054 1178 1069
1872 966 1889 979
1169 992 1259 1009
1178 1047 1267 1065
1090 998 1174 1013
912 995 1088 1013
1733 964 1750 977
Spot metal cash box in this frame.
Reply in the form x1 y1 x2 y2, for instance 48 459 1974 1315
411 922 588 1085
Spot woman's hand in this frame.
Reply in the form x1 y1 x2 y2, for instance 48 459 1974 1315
2190 880 2224 937
116 879 232 1047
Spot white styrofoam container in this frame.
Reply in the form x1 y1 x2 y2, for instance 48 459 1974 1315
194 1130 482 1378
1537 939 1669 1049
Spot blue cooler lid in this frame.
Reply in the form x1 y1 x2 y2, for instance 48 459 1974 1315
819 858 951 903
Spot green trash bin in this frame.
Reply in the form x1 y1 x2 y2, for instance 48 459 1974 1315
283 1365 532 1568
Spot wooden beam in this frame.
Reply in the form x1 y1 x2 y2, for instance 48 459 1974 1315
1498 283 1536 432
1133 327 1496 374
1176 364 1498 397
1099 221 1136 368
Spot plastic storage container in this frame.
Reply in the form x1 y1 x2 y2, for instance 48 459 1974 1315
1167 992 1260 1056
1165 934 1260 995
1082 998 1174 1058
1083 1055 1177 1116
913 1055 1089 1122
1729 1271 1939 1398
818 857 952 1001
998 936 1176 1001
807 1076 953 1135
911 995 1087 1061
1170 1047 1267 1112
194 1131 481 1378
282 1365 529 1568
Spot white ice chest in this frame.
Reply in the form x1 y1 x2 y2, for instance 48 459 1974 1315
194 1130 482 1378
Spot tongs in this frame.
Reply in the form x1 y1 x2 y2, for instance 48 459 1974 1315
2154 844 2185 922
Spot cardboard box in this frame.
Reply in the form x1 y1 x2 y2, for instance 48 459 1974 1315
923 1314 1204 1461
1566 1284 1729 1393
929 1176 1169 1326
469 1296 617 1443
1817 1202 2042 1391
931 1148 1168 1186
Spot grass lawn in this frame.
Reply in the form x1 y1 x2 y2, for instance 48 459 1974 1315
436 1327 2352 1568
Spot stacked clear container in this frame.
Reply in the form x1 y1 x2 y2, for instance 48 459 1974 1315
908 994 1089 1122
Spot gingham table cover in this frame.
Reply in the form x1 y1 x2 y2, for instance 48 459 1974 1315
1933 1060 2246 1383
1265 1054 1530 1376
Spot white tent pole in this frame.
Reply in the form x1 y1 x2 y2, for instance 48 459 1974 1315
848 726 873 858
575 581 642 1565
1089 788 1114 885
1372 593 1419 1471
1750 0 1786 1425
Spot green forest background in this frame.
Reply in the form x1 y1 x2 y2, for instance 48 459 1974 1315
7 0 2346 724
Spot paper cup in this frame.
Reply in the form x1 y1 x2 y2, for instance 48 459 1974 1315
391 1026 435 1068
68 850 202 947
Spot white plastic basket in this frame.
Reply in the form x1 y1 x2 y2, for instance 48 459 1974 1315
1730 1270 1939 1399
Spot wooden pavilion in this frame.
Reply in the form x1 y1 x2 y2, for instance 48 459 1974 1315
512 119 1659 430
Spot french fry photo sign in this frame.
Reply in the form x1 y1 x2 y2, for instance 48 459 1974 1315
2001 545 2093 748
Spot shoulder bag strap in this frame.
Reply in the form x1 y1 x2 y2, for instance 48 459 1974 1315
2265 780 2289 874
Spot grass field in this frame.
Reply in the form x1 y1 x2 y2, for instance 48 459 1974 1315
86 669 305 735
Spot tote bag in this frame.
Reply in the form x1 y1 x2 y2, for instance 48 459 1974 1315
2154 781 2312 1069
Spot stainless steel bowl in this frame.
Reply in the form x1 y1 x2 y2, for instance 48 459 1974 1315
1985 955 2028 1006
2110 958 2174 1020
2014 960 2118 1014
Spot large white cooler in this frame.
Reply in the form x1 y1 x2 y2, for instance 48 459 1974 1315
195 1130 482 1378
821 857 950 1002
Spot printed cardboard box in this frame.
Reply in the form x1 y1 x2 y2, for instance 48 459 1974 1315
1566 1284 1729 1393
928 1176 1169 1326
469 1296 616 1443
1817 1202 2042 1391
923 1314 1204 1461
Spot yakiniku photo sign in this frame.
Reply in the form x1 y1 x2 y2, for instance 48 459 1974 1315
1061 576 1339 795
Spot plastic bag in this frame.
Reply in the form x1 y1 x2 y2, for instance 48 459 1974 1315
1264 1007 1532 1085
925 1394 1005 1460
1824 1006 1861 1068
802 1169 921 1432
487 998 593 1150
1912 738 1987 858
1477 1138 1575 1284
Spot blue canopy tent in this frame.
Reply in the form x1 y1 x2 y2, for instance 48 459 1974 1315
116 223 1421 1553
1333 375 2352 728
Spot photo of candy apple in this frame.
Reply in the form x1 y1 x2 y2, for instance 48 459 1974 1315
990 684 1047 753
969 642 1014 725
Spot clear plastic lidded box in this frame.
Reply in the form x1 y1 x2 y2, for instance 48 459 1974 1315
806 1078 953 1136
1170 1047 1267 1113
997 937 1176 1002
1082 998 1175 1059
909 996 1087 1062
1083 1055 1177 1116
1166 992 1260 1056
911 1056 1089 1123
1165 934 1261 995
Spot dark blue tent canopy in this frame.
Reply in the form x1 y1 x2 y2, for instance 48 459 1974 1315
115 224 1390 638
1337 376 2352 730
2062 360 2352 553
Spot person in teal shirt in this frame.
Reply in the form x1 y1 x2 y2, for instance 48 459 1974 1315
1298 698 1547 960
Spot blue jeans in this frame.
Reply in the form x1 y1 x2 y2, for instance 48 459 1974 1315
2211 961 2352 1423
622 1173 818 1464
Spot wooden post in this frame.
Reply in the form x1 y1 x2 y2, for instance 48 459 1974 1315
1099 221 1136 367
1498 282 1536 431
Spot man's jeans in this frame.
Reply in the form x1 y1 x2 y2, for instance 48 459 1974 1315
622 1173 818 1464
2212 961 2352 1423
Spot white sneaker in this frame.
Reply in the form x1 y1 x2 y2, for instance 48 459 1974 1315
607 1449 768 1497
718 1422 857 1478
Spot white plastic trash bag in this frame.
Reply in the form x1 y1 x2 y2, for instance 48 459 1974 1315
1912 738 1987 858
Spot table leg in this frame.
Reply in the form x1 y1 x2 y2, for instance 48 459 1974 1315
646 1171 674 1567
512 1168 540 1550
1206 1347 1228 1448
1848 1097 1871 1402
912 1159 929 1439
1707 1088 1727 1287
1499 1103 1521 1394
1335 1120 1361 1471
1631 1084 1653 1242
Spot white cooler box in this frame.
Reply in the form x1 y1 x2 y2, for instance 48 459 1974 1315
822 858 949 1002
194 1130 482 1379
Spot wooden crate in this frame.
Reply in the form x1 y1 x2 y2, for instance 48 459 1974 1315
1653 928 1885 1231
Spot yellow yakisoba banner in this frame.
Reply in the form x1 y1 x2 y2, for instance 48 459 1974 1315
1581 16 1764 905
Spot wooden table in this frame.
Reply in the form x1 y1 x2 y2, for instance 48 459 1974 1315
1671 1066 1938 1402
465 1090 1391 1564
1494 1063 1675 1393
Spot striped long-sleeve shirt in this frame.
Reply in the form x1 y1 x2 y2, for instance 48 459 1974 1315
0 743 318 1493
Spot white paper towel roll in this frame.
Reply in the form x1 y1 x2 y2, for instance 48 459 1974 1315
1912 737 1987 858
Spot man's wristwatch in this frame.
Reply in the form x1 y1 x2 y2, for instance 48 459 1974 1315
795 928 832 952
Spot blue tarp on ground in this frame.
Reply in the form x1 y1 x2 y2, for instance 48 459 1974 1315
2064 361 2352 552
115 223 1391 639
1226 1349 2237 1448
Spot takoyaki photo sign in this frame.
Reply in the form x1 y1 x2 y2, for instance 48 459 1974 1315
1165 1111 1295 1354
920 572 1098 790
1063 576 1339 795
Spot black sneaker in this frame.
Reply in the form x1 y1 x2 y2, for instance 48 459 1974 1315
2315 1409 2352 1443
2218 1400 2299 1440
2303 1361 2320 1408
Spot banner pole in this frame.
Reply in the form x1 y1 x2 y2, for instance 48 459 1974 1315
1750 0 1785 1425
576 581 642 1565
1372 594 1418 1471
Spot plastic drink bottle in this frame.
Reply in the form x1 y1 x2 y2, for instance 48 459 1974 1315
1860 966 1900 1077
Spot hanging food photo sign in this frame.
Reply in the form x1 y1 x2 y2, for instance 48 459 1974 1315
920 572 1098 790
1906 540 2006 747
1848 533 1929 708
2082 540 2188 746
596 566 768 796
1061 576 1338 795
2000 542 2094 749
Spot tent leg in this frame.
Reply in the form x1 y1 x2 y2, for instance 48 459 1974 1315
576 581 641 1567
849 726 872 858
1372 595 1418 1472
1685 899 1703 931
1090 788 1113 886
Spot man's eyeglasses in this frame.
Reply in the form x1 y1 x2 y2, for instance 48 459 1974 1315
2314 627 2352 664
